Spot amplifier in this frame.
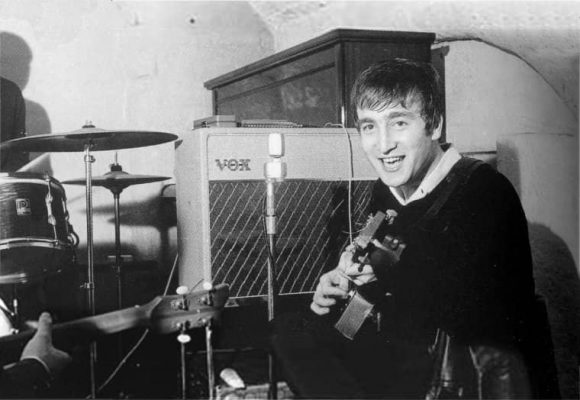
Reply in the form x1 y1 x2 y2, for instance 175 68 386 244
175 128 376 299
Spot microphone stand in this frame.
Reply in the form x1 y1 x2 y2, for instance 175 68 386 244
265 177 278 400
263 134 286 400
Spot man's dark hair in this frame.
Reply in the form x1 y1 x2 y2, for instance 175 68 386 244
351 58 443 134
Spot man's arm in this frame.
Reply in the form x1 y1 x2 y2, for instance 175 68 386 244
0 312 71 398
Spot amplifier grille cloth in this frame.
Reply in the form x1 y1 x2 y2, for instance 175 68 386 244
209 179 373 298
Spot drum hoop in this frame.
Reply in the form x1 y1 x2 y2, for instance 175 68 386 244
0 176 66 192
0 238 71 250
0 272 30 285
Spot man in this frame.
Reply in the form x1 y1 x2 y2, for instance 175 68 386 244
0 76 28 171
0 312 71 398
273 59 558 399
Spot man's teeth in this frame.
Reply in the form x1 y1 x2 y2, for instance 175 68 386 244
383 156 404 165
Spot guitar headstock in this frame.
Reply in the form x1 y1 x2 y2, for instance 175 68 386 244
147 283 229 334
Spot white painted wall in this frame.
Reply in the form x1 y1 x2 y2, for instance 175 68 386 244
498 133 579 266
441 40 577 152
0 0 273 266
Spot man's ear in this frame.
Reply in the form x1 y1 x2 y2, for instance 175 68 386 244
431 117 443 141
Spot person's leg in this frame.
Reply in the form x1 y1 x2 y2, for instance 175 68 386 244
271 311 365 399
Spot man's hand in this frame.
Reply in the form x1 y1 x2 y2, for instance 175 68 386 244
339 245 377 286
20 312 71 377
310 268 350 315
310 246 377 315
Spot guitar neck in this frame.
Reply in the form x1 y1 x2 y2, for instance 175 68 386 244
0 302 155 365
0 284 230 366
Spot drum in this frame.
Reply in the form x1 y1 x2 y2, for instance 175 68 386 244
0 173 76 284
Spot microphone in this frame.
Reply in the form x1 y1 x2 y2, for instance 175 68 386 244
264 133 286 235
264 132 286 182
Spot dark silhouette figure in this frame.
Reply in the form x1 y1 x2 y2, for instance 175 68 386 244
0 31 52 172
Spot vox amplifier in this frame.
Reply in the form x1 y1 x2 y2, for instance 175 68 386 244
175 128 376 299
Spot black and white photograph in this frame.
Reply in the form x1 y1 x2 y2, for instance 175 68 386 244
0 1 578 398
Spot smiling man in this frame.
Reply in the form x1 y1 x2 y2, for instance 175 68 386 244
273 59 558 399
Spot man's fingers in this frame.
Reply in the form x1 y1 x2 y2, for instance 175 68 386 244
320 272 349 294
312 290 338 308
337 249 355 272
319 284 348 298
310 302 330 315
344 263 373 276
36 312 53 340
310 269 352 316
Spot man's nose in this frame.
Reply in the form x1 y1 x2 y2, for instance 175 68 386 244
378 127 396 153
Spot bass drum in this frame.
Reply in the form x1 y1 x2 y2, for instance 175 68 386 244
0 172 77 285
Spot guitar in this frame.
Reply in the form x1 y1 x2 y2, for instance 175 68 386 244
334 211 405 339
0 283 229 365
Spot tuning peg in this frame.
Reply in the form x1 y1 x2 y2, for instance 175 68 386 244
177 322 191 343
177 332 191 344
172 286 190 311
176 285 189 295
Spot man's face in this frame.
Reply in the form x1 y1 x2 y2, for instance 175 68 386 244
357 101 442 198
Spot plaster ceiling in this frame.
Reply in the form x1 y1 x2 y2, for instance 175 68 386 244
249 1 580 116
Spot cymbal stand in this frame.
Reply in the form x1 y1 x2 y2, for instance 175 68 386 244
106 156 126 310
10 285 20 332
176 324 192 400
83 144 97 398
206 319 215 400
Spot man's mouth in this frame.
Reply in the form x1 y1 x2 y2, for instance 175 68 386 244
381 156 404 170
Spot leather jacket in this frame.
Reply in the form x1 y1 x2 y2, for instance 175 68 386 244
426 329 532 400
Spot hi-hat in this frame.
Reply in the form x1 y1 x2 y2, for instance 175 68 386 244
62 170 171 192
0 124 178 152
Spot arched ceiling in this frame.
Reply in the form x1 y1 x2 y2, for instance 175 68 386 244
249 1 579 116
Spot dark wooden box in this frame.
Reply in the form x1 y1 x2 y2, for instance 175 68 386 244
204 29 435 128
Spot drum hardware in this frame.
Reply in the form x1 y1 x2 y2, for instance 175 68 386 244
62 154 171 311
3 122 178 398
64 156 170 374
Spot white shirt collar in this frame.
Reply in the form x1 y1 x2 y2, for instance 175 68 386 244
389 145 462 206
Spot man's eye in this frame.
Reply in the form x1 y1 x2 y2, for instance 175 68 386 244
360 123 374 132
392 120 408 128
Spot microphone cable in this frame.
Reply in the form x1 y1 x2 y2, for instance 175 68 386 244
325 122 356 244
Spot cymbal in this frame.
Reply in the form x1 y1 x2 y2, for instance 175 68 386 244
0 125 178 152
62 170 171 191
